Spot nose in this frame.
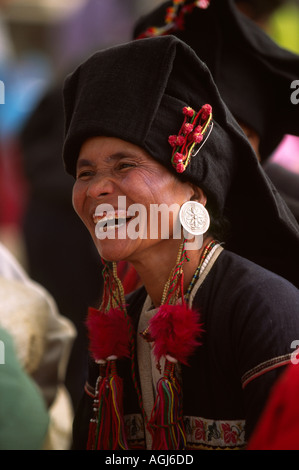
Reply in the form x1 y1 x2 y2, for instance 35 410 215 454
86 173 115 199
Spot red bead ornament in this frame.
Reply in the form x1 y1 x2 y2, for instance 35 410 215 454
169 103 213 173
182 122 194 134
176 163 185 173
135 1 211 40
183 106 195 117
165 6 175 23
168 135 178 147
176 135 185 145
193 132 203 143
201 103 213 120
197 0 210 9
173 153 184 164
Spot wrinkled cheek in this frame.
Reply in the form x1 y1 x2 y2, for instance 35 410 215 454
72 184 87 223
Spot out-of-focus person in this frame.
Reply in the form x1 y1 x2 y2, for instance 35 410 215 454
0 326 49 450
0 240 76 449
133 0 299 230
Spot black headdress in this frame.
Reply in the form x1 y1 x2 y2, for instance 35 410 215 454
63 35 299 287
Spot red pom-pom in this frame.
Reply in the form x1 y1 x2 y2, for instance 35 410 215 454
173 152 184 163
168 135 178 147
175 162 185 173
183 123 194 134
86 307 131 361
183 106 195 117
148 304 203 365
192 132 203 143
194 125 202 133
176 135 186 146
201 103 212 120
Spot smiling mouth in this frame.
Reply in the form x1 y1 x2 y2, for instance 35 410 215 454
93 210 134 233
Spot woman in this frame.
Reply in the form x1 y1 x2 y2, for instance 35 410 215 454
62 36 299 450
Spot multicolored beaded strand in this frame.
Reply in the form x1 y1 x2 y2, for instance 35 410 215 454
185 239 219 301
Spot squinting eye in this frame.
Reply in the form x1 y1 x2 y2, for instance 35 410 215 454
76 170 94 179
117 162 135 170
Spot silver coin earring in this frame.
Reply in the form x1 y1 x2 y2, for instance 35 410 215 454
179 201 210 236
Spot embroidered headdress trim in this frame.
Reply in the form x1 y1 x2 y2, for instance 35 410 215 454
136 0 211 39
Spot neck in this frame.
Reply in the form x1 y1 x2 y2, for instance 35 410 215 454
131 236 213 307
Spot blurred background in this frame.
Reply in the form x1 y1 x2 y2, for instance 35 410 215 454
0 0 164 413
0 0 298 414
0 0 164 265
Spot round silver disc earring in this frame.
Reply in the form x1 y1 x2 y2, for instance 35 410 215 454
179 201 210 236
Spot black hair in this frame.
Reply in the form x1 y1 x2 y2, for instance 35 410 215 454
206 199 231 243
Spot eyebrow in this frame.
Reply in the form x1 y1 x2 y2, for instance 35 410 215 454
76 158 94 169
77 152 139 169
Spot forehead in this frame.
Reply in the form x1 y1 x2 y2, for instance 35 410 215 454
78 136 151 165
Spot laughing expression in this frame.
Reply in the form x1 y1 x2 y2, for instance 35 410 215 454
72 136 195 263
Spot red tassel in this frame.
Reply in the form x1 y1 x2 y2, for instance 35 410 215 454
149 303 203 366
85 301 132 449
146 303 203 449
87 360 129 450
147 359 186 449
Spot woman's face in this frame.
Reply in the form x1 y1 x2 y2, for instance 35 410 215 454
72 136 196 262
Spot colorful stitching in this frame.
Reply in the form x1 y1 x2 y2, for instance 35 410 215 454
241 354 292 389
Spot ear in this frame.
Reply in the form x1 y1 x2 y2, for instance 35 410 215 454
190 184 207 206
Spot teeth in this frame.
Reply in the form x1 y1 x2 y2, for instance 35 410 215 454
93 210 132 232
97 220 127 233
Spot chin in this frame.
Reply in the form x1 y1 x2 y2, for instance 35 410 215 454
94 238 136 263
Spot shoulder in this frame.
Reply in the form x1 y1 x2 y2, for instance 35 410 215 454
196 249 299 378
196 249 299 318
211 250 299 329
214 249 299 299
223 252 299 378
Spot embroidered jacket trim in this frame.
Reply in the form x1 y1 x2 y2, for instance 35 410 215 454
241 353 292 389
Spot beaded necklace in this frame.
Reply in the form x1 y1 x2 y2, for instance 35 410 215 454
86 239 219 450
185 239 219 301
140 238 216 449
140 239 218 342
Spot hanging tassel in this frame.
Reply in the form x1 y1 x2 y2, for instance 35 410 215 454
145 240 204 450
146 303 203 449
85 260 132 450
148 358 186 449
87 362 106 450
87 359 128 450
